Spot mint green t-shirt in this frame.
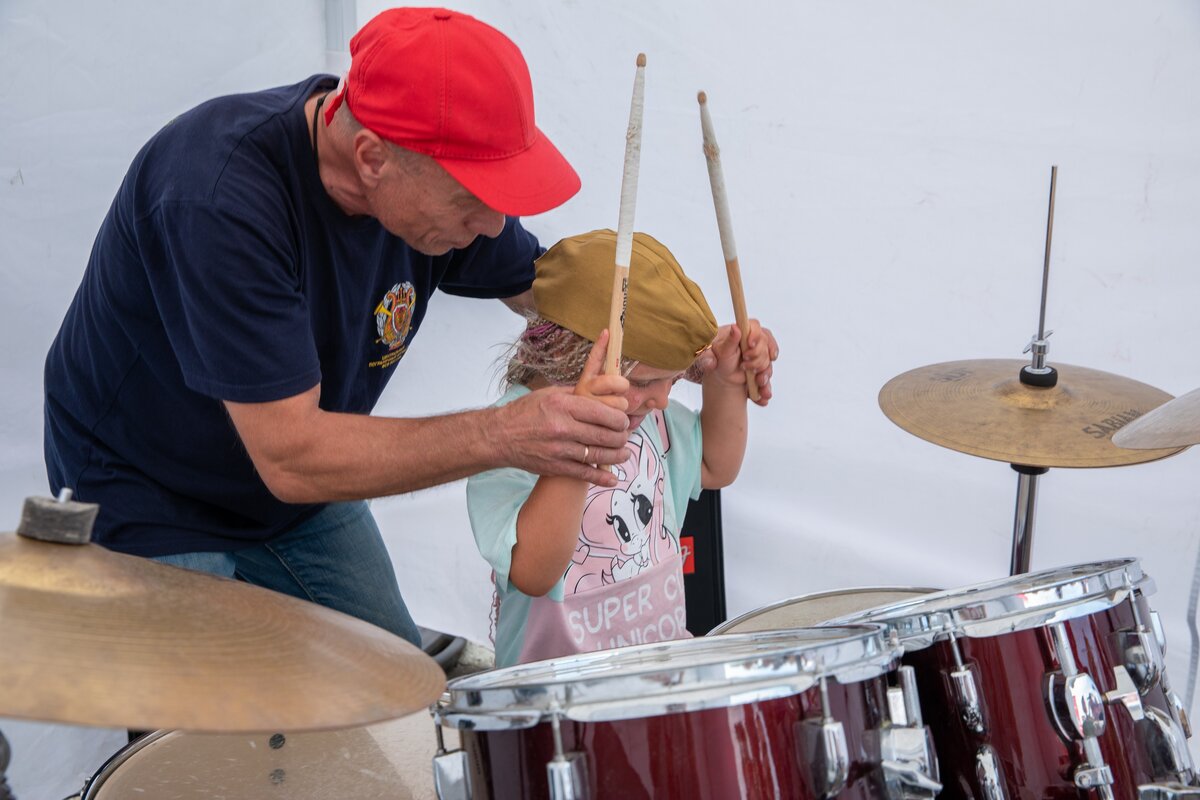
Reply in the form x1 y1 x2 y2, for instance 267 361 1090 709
466 385 704 667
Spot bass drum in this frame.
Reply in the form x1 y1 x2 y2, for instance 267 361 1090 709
80 711 453 799
711 586 938 635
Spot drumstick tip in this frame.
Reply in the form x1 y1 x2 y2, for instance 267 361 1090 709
697 90 707 105
636 53 646 67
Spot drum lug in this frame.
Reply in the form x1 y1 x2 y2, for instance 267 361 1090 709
945 635 986 734
433 749 473 800
432 718 474 800
1139 783 1200 799
1139 705 1197 784
547 753 589 800
950 665 986 734
975 745 1008 800
802 675 850 797
802 717 849 798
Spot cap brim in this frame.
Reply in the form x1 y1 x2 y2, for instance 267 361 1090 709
435 127 581 217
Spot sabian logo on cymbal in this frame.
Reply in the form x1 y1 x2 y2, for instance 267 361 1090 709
1083 409 1142 440
932 368 971 382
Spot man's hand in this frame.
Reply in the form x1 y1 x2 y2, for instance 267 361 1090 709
493 330 631 486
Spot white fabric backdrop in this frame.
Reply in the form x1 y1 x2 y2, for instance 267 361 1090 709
3 1 1200 796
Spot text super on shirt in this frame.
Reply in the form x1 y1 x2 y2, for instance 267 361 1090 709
44 75 540 556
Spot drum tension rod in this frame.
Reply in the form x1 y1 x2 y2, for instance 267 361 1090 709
546 706 589 800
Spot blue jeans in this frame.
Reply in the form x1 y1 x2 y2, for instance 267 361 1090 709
154 501 421 646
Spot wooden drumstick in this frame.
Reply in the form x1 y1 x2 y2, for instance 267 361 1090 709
698 91 760 401
605 53 647 376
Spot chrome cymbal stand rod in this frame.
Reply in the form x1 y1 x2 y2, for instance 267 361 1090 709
1010 464 1049 575
1010 167 1060 575
1020 165 1059 388
1035 166 1057 358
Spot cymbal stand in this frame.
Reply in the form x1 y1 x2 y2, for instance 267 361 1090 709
1010 166 1059 575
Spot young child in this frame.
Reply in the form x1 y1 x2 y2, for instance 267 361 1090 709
467 228 775 667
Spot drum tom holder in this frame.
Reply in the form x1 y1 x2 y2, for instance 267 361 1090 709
1045 621 1115 798
873 664 942 800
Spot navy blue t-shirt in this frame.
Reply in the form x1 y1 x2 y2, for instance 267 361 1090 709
44 76 540 556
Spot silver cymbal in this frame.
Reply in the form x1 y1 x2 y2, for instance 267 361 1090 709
878 359 1183 467
0 529 446 732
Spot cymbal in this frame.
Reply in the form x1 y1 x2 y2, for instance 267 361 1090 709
879 359 1184 468
1113 387 1200 450
0 531 445 732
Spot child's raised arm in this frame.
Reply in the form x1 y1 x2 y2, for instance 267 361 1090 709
699 320 777 489
509 330 630 596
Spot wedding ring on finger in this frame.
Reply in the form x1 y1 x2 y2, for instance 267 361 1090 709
582 445 590 463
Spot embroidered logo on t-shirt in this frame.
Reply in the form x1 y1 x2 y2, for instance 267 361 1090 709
369 282 416 369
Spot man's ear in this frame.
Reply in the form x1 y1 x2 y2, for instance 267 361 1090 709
353 130 390 187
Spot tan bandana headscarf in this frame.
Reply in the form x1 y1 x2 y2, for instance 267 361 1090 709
532 229 718 371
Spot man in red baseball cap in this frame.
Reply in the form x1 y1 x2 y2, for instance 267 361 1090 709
44 7 626 649
323 7 581 218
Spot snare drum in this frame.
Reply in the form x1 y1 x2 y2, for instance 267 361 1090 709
435 627 942 799
80 712 452 799
834 559 1197 800
712 587 938 635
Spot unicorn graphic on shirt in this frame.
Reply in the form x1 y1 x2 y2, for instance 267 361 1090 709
564 413 680 594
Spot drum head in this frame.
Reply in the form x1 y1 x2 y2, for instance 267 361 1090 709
439 626 900 730
833 558 1145 646
710 587 938 635
83 713 452 799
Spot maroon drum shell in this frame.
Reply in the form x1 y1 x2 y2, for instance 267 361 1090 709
460 673 893 800
908 592 1176 800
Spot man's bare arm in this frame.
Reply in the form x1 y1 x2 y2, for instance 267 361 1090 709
226 384 629 504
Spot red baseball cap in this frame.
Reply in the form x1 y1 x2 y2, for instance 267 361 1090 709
323 8 580 217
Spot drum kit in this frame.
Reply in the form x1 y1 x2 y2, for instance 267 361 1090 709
5 170 1200 799
413 172 1200 800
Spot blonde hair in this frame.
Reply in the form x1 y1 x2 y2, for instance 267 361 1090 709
502 313 638 391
